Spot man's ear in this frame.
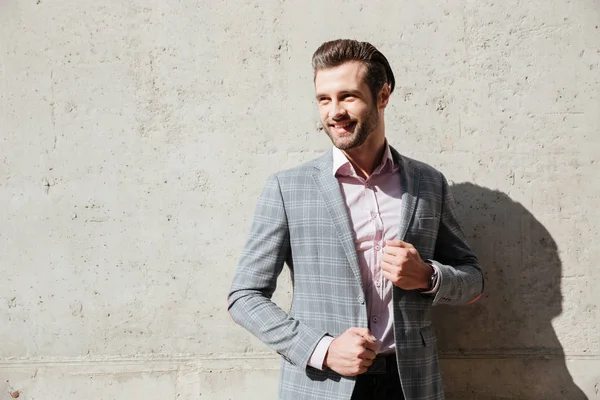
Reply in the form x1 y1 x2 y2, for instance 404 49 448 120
378 83 391 109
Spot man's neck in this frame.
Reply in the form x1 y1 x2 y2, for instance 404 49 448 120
343 134 387 180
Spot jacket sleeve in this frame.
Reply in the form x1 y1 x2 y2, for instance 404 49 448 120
227 174 327 366
429 174 484 306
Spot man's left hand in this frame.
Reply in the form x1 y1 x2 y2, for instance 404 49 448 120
381 240 432 290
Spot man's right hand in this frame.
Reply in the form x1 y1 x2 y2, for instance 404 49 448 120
323 328 378 376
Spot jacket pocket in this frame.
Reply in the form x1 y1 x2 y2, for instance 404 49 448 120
416 216 439 231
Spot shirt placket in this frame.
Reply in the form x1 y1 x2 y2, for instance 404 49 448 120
365 179 384 326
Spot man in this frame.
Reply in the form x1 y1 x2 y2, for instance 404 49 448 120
227 39 483 400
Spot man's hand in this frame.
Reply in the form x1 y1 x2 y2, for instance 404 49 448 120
381 240 432 290
323 328 378 376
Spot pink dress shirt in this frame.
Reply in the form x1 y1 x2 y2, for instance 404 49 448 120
308 144 439 370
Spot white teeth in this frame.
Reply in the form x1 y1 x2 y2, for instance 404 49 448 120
333 121 352 128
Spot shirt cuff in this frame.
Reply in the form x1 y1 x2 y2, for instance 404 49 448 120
420 264 441 294
307 335 335 370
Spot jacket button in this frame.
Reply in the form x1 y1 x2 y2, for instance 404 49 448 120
357 295 365 304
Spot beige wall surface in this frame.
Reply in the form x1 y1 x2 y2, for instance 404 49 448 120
1 0 599 398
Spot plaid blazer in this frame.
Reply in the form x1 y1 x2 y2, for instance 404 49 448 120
228 147 483 400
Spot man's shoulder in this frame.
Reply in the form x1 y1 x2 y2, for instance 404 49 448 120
271 150 331 181
391 147 445 181
404 155 443 177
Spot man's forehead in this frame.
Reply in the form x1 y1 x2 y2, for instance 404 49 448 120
314 61 368 90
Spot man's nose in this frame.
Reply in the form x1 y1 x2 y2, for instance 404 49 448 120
328 101 346 120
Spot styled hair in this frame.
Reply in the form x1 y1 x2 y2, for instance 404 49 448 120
311 39 395 98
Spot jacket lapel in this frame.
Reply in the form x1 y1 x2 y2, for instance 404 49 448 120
310 147 420 289
390 147 421 241
390 147 421 303
312 151 364 288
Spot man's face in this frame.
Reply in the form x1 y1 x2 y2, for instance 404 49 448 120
315 61 379 151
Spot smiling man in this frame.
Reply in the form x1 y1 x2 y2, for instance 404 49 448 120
228 39 484 400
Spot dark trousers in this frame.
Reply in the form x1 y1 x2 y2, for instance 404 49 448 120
350 354 405 400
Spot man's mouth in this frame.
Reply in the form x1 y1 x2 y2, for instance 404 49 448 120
330 120 356 133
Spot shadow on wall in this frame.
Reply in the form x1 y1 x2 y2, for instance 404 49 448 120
434 183 588 400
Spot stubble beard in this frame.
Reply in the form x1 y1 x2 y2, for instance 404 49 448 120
323 107 379 151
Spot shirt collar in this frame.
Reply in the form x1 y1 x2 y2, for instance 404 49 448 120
332 142 395 177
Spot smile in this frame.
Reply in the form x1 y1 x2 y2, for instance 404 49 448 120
331 121 356 129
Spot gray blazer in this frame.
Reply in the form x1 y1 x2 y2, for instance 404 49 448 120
228 147 484 400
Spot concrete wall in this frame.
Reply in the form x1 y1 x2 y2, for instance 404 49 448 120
1 0 598 398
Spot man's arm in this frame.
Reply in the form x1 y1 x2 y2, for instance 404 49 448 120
227 174 327 367
429 174 484 306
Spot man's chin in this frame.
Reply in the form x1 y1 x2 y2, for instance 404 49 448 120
331 138 358 151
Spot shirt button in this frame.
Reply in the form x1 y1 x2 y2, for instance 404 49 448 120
371 212 377 219
374 244 380 251
357 295 364 304
375 280 381 287
372 316 379 323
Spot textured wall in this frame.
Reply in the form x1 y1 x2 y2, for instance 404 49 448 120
1 0 599 399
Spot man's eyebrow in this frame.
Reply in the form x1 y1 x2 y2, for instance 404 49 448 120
341 89 362 96
315 89 362 99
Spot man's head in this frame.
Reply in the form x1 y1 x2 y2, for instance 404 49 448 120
312 39 395 100
312 39 395 151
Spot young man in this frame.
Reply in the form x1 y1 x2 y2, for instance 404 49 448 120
228 39 483 400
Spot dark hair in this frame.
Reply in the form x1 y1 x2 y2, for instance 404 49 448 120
311 39 396 99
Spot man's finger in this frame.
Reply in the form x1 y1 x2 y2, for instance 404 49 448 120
381 261 399 274
357 366 369 375
351 328 376 342
383 246 410 257
385 240 414 249
381 253 398 265
358 346 376 358
381 260 390 271
382 270 392 281
382 269 401 286
363 341 379 353
360 356 375 366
